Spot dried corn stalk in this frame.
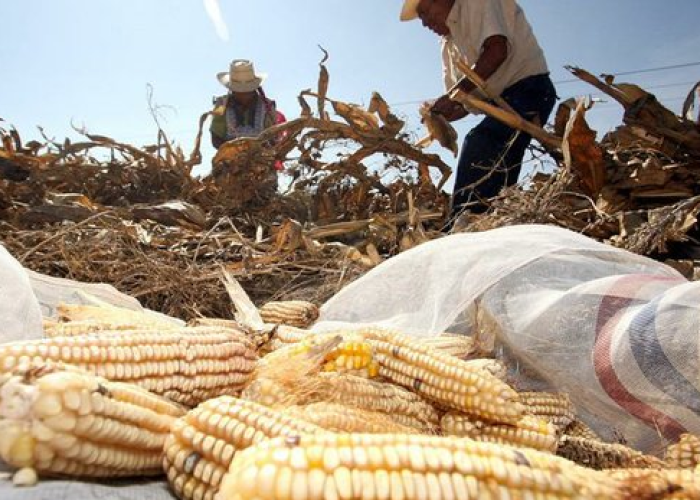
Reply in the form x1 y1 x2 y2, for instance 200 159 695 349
218 433 621 499
163 396 323 500
0 327 258 407
0 365 185 479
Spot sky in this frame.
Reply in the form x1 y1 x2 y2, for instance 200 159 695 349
2 0 699 185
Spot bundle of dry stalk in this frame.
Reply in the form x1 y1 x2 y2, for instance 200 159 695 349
1 57 699 319
0 52 450 318
454 65 700 276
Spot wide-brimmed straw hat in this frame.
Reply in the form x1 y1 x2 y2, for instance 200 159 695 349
216 59 267 92
400 0 420 21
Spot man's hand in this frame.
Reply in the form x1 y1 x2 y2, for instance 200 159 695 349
430 95 468 122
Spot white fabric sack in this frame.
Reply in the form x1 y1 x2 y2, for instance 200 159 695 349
0 245 43 343
315 224 699 451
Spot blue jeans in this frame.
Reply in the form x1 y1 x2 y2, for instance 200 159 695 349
449 73 557 221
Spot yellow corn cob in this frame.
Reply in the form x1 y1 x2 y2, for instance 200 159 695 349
284 403 418 434
57 303 179 329
0 365 185 479
665 434 700 469
163 396 324 500
519 391 575 431
441 412 558 453
263 333 379 379
604 469 700 499
358 327 524 424
564 419 602 441
417 334 476 360
557 435 665 470
0 327 258 407
217 433 622 500
259 300 320 328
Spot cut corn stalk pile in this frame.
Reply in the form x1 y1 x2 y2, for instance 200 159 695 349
1 68 699 323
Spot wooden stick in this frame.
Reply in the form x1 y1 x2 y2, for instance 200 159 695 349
448 89 563 149
565 66 634 109
305 210 443 240
452 59 519 116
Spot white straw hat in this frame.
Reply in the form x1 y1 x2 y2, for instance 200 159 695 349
216 59 267 92
400 0 420 21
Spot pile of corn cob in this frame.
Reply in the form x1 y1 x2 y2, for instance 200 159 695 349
1 300 699 499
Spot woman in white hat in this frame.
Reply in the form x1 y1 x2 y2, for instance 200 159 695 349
210 59 285 149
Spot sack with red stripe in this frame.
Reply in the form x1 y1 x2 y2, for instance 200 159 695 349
316 224 700 452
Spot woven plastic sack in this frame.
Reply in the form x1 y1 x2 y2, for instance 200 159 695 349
314 224 700 451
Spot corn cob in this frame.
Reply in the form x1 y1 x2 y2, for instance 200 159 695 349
0 365 185 479
188 318 273 350
57 303 179 329
0 327 258 407
564 419 602 441
44 320 170 338
463 358 508 380
242 369 440 434
313 372 440 433
284 403 418 434
417 333 476 360
263 333 379 379
189 318 240 329
259 300 319 328
358 327 524 424
217 433 622 500
665 434 700 469
519 391 575 431
604 469 700 499
557 435 665 470
261 325 312 354
163 396 324 500
441 412 558 453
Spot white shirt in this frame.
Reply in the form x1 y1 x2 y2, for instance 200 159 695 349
441 0 548 102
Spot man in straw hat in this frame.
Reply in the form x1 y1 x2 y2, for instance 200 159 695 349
400 0 557 229
210 59 285 149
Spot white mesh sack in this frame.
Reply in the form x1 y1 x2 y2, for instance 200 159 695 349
314 224 699 451
0 245 43 343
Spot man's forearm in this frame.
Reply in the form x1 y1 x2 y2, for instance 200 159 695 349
457 35 509 94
